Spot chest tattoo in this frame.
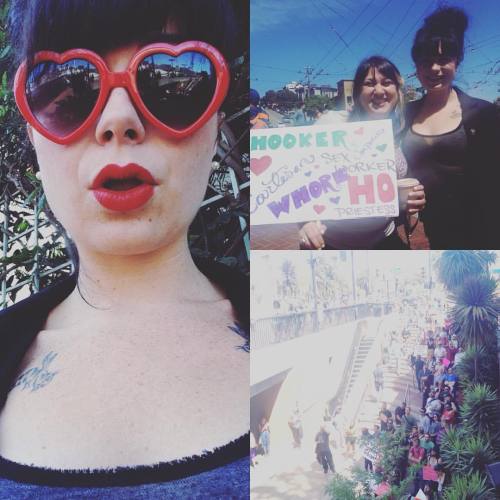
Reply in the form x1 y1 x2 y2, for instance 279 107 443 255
228 322 249 352
11 351 59 393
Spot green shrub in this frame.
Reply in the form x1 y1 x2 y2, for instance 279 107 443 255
440 426 497 476
325 473 360 500
455 346 499 390
442 471 495 500
461 384 500 449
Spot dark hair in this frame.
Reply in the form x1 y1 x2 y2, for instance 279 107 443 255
411 7 468 65
8 0 242 69
350 55 404 135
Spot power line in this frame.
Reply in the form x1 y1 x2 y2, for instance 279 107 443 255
313 0 394 78
312 0 377 73
320 0 347 20
380 0 417 53
388 0 436 59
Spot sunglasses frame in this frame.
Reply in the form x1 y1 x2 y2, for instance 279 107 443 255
14 41 230 144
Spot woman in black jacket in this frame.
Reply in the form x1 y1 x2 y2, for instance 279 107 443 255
402 6 500 249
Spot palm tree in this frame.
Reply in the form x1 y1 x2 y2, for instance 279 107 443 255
450 274 499 381
460 384 500 452
455 346 499 390
437 250 494 293
450 275 498 350
443 472 495 500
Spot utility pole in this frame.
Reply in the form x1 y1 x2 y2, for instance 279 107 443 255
303 66 314 98
309 251 319 332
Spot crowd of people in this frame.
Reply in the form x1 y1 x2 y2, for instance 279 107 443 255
251 295 465 499
353 318 462 499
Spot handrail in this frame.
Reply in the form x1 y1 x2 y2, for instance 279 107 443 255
403 383 410 406
334 323 364 415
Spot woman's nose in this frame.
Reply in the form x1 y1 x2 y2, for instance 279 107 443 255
95 88 146 145
430 62 442 73
373 83 385 95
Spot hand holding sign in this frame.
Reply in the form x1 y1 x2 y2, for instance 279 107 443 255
250 120 399 225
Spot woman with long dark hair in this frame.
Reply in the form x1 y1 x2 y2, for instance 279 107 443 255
0 1 248 496
299 56 426 250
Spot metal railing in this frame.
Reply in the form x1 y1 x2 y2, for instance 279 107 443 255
1 117 249 310
251 302 393 350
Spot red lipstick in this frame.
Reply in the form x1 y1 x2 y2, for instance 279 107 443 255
91 164 157 212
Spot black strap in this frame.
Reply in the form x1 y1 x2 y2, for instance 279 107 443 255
403 214 419 248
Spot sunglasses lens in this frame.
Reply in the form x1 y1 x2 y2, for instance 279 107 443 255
137 52 217 129
26 59 100 136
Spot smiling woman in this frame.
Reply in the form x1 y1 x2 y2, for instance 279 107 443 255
0 0 249 497
300 56 426 250
402 6 500 249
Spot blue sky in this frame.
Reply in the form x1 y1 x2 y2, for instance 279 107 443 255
251 0 500 102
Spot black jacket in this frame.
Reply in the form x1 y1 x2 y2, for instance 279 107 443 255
0 262 249 411
404 87 500 249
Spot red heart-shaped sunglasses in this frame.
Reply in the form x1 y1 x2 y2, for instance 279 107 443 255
14 41 230 144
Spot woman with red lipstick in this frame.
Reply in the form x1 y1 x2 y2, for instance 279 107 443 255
402 6 500 249
0 0 248 497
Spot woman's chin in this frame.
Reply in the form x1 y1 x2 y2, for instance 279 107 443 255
366 107 392 119
74 224 183 258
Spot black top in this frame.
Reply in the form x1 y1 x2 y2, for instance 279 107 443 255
403 87 500 249
402 123 468 246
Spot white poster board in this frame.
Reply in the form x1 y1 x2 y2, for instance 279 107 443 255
250 120 399 225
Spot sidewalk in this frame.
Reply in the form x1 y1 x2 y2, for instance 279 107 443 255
251 223 430 250
250 321 424 499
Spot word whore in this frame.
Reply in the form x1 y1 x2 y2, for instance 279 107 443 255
267 173 396 220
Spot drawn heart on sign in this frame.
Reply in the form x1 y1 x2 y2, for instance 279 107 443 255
314 164 320 169
333 169 348 183
313 204 326 214
354 127 364 135
250 156 272 176
330 196 341 204
304 171 312 177
376 143 387 152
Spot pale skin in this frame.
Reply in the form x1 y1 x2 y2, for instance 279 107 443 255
299 67 426 249
0 42 248 469
412 49 462 135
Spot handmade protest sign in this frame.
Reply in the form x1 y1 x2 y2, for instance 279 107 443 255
250 120 399 225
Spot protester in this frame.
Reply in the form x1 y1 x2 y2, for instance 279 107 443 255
299 56 425 250
403 6 500 249
259 417 271 456
288 408 303 448
250 89 271 129
315 426 335 474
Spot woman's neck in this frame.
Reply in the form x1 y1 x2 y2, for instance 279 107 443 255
423 86 454 111
62 239 223 317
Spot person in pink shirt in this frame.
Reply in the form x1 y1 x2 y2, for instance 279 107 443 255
408 437 425 465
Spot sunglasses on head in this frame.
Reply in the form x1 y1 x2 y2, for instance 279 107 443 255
14 41 229 144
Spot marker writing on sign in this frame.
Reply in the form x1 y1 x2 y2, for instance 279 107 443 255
265 172 395 219
251 130 348 151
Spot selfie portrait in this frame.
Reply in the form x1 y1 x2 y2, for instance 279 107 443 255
0 0 249 496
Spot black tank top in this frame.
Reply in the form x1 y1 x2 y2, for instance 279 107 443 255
402 123 469 247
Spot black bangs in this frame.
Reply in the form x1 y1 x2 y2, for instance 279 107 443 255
411 36 460 64
8 0 240 68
